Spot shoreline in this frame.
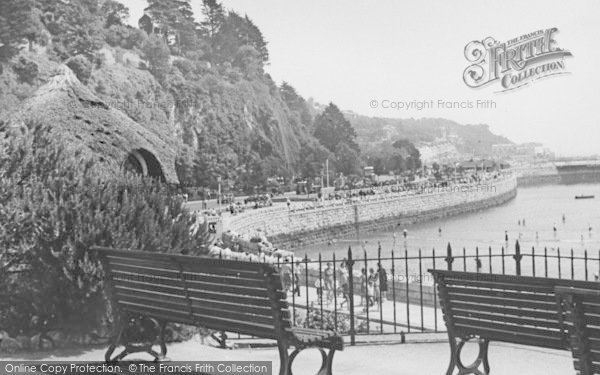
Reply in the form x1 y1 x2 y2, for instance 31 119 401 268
224 176 518 251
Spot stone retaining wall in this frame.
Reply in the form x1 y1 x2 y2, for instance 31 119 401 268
224 176 517 251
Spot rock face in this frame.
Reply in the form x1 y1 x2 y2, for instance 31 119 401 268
5 66 179 184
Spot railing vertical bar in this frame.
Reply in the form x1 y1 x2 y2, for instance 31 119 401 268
571 249 575 280
544 247 548 278
291 258 296 324
318 253 324 329
433 248 438 332
304 254 310 328
364 250 370 334
391 249 397 334
333 252 338 330
463 247 467 271
501 246 505 275
558 248 562 279
585 250 589 281
347 247 356 346
405 249 410 333
488 246 492 274
532 247 536 277
378 243 383 334
419 249 424 333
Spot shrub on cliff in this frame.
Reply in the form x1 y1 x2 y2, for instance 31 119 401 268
141 34 170 81
0 121 208 337
12 57 38 84
66 55 92 84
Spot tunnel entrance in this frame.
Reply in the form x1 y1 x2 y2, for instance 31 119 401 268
123 148 166 181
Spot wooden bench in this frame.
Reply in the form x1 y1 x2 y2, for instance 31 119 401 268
93 246 343 375
430 269 599 375
556 286 600 375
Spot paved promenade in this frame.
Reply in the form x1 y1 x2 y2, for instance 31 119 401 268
3 338 573 375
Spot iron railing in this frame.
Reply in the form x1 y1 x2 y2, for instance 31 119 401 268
269 241 600 345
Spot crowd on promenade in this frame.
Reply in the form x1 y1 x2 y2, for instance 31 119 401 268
287 170 511 212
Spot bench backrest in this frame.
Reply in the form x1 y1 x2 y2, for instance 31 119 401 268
430 269 600 350
556 286 600 375
93 247 292 341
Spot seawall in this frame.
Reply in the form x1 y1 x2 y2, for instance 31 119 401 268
224 176 518 250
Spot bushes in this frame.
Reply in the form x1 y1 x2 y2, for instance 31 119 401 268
66 55 92 84
12 57 38 84
0 121 208 337
104 24 147 50
141 34 170 81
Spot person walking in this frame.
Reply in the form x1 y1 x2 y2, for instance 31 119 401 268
377 262 388 303
338 261 349 308
280 259 292 293
324 262 334 304
359 268 367 306
367 268 377 308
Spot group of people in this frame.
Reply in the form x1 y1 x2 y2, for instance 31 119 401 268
278 259 390 312
359 263 388 311
314 262 351 308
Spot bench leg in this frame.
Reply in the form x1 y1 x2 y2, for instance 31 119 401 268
211 331 229 349
105 314 127 363
279 345 337 375
278 343 290 375
106 315 168 363
447 336 490 375
158 320 168 360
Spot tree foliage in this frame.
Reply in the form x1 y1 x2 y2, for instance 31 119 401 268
0 0 41 59
0 122 208 336
141 33 171 80
314 103 359 153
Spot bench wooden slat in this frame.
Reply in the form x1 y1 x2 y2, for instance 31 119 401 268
115 287 275 317
115 292 280 326
446 286 556 302
453 316 562 338
121 303 279 339
112 268 274 298
107 255 263 279
451 308 563 330
446 292 556 310
450 301 560 321
110 263 266 288
112 278 277 308
98 246 268 272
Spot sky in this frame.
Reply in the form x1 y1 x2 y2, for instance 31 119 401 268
123 0 600 157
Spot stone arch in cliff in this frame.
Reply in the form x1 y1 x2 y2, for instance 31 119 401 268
124 148 166 182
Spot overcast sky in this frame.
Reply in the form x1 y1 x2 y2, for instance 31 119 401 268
124 0 600 157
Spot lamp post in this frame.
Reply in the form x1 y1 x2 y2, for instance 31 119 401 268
326 159 330 188
217 176 222 213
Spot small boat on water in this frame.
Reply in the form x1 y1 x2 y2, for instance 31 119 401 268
575 195 595 199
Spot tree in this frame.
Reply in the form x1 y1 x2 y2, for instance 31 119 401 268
143 0 198 52
213 11 268 65
0 121 207 337
392 139 422 171
334 142 361 176
299 140 331 179
41 0 104 60
101 0 130 28
141 33 171 80
313 103 359 153
0 0 41 59
280 82 312 126
199 0 225 39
